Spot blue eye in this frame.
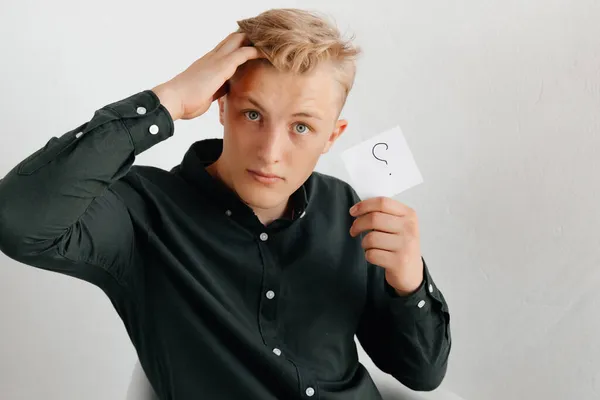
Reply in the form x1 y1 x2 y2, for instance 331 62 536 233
294 123 310 135
244 111 261 121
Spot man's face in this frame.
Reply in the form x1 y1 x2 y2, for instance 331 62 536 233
216 60 348 213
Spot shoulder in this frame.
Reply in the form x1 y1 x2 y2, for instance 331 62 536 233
108 164 181 209
121 164 186 191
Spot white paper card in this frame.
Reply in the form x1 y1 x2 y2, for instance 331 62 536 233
341 126 423 199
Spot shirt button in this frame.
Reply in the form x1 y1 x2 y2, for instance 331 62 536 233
300 210 306 218
259 232 268 241
418 300 426 308
225 210 232 217
272 348 281 356
136 106 147 115
266 290 275 300
429 284 434 293
149 124 159 135
306 387 315 397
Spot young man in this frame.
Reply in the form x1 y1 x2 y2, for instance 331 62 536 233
0 8 450 400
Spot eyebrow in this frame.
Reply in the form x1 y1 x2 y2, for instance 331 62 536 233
243 96 323 121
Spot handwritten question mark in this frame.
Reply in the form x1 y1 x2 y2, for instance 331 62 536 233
372 142 392 175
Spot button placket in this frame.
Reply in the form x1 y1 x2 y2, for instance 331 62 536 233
256 230 280 353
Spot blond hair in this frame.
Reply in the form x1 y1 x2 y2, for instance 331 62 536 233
236 8 361 109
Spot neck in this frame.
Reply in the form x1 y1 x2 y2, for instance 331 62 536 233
252 201 292 226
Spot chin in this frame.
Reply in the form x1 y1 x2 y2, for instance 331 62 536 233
238 188 286 210
236 182 289 209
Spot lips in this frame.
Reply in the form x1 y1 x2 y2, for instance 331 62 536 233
247 169 283 184
248 170 282 179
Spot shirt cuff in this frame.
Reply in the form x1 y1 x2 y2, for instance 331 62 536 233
384 256 438 318
100 89 175 156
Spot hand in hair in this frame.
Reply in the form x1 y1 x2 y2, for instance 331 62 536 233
151 32 265 121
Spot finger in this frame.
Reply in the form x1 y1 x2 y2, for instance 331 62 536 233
350 212 404 237
212 81 230 102
213 32 235 52
361 231 400 252
225 46 266 69
364 248 396 269
217 32 252 56
350 196 413 217
213 32 241 53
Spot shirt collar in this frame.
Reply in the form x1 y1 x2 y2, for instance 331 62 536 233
174 138 309 228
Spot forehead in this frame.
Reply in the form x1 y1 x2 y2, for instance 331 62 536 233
229 61 341 111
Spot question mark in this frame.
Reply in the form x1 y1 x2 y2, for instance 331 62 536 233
372 142 392 175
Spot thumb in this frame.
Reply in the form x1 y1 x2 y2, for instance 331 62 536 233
212 81 230 102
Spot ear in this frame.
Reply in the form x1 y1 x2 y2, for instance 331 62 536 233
218 96 226 126
322 119 348 154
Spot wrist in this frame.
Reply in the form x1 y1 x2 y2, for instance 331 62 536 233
389 261 425 296
394 283 420 297
152 82 183 121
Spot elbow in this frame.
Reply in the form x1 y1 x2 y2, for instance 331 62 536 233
0 214 49 261
0 197 52 260
394 342 450 392
0 230 30 261
396 361 447 391
402 325 452 391
0 200 25 258
0 215 22 259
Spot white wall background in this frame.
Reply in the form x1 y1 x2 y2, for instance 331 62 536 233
1 0 599 399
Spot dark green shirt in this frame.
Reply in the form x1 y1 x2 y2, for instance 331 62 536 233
0 89 451 400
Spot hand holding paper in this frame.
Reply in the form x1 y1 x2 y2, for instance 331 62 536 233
343 126 425 295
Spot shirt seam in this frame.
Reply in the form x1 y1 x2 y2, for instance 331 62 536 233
104 105 137 151
55 244 127 289
56 182 130 289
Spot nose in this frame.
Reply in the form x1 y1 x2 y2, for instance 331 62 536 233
256 124 286 164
